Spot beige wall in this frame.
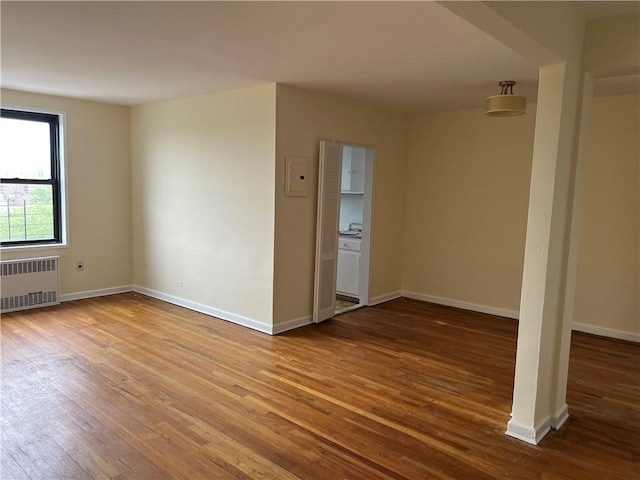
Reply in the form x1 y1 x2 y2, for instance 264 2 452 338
4 85 636 340
131 84 276 325
584 13 640 78
274 85 408 325
402 94 639 338
1 89 132 296
574 94 640 337
403 105 536 313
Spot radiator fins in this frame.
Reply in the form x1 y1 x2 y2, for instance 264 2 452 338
0 256 60 313
1 291 58 311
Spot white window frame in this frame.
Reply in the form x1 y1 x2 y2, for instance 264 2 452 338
1 105 68 251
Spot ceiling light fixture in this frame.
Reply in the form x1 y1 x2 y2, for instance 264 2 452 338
485 80 526 117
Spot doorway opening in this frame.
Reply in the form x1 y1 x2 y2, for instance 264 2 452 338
335 144 373 314
313 140 374 323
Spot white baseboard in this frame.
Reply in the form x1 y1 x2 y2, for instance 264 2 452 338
133 286 273 335
551 403 569 430
402 291 520 320
368 291 402 306
505 416 551 445
61 286 639 343
272 315 313 335
400 292 639 343
60 285 133 302
572 322 640 343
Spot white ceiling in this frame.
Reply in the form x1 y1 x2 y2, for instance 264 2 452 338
1 1 638 113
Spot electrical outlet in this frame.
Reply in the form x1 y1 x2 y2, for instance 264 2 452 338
176 280 183 288
76 261 84 272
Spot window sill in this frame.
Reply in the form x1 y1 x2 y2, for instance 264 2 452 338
1 242 68 253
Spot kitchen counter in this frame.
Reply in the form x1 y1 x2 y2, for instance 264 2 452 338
339 229 362 239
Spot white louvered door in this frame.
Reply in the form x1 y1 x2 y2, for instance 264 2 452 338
313 140 343 323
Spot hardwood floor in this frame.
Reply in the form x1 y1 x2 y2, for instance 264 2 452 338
1 293 638 479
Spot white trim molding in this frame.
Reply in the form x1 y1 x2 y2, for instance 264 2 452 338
61 286 640 343
272 315 313 335
572 322 640 343
506 416 552 445
551 403 569 430
133 286 273 335
60 285 133 302
401 292 640 343
402 291 519 320
368 291 402 306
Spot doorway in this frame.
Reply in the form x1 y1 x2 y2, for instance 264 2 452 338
313 140 374 322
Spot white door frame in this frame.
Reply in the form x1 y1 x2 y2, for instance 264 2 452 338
358 144 375 306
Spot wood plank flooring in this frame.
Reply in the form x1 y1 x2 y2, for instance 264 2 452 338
1 293 639 479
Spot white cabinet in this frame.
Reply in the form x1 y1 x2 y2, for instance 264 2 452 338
336 238 360 297
341 146 365 193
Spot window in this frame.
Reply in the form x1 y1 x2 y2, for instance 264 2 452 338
1 109 63 246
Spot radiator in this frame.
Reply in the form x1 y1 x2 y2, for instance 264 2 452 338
0 256 60 313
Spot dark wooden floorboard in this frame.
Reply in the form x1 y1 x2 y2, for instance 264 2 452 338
1 293 639 479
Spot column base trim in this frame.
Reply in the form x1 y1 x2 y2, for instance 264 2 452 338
551 403 569 430
505 416 552 445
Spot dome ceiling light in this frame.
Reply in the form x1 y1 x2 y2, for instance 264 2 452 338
485 80 526 117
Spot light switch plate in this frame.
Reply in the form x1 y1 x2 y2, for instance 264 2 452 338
285 156 309 197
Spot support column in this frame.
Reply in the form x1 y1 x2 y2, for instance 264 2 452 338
438 0 592 446
549 73 594 428
506 60 585 445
